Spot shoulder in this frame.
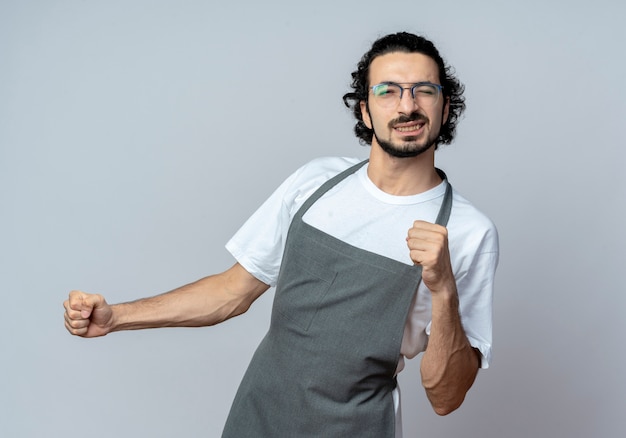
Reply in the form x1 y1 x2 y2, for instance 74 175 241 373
279 157 364 203
290 156 364 182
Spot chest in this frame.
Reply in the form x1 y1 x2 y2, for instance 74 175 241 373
303 176 444 266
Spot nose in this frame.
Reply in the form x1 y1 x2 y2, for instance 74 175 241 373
398 87 419 114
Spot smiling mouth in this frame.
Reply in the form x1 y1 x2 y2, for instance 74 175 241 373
394 122 425 133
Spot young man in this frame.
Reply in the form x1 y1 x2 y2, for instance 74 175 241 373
64 32 499 437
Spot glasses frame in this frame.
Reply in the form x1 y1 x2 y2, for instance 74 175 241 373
369 81 444 107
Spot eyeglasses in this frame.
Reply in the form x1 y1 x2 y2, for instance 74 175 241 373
369 82 443 108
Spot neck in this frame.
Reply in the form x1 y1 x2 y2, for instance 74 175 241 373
367 143 442 196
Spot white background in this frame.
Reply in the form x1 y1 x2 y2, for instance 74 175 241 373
2 1 625 436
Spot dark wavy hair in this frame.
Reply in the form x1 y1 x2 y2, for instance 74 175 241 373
343 32 465 148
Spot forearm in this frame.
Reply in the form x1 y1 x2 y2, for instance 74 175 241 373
110 264 268 332
420 285 479 415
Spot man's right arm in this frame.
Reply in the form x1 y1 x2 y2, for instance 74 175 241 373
63 262 270 338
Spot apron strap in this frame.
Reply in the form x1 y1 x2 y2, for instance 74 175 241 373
293 159 369 221
434 168 453 227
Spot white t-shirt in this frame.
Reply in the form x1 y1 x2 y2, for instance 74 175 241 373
226 157 499 433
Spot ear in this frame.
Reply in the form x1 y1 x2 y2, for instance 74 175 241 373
442 96 450 125
360 100 372 129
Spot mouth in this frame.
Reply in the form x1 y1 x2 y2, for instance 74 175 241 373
393 120 426 135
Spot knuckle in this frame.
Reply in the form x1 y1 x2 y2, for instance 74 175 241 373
66 309 81 319
65 321 83 335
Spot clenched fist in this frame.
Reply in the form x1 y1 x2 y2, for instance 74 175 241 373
406 220 455 294
63 291 114 338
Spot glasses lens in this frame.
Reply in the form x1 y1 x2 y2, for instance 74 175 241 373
413 84 440 106
371 83 402 108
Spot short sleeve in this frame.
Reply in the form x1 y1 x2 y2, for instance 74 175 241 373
457 249 499 369
225 157 362 286
225 170 300 286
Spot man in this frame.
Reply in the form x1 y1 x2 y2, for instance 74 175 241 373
64 32 498 437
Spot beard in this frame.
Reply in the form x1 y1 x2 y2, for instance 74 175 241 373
372 113 440 158
374 133 436 158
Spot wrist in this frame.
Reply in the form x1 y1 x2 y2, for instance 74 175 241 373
430 285 460 321
430 281 458 301
108 303 126 333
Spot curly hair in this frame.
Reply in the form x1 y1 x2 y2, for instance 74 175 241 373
343 32 466 148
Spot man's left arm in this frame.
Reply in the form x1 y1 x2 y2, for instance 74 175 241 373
407 220 481 415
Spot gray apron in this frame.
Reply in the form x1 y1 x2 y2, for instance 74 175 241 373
222 160 453 437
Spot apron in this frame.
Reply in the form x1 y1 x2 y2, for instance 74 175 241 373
222 160 453 437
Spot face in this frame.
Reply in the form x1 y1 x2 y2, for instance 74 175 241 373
360 52 449 158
